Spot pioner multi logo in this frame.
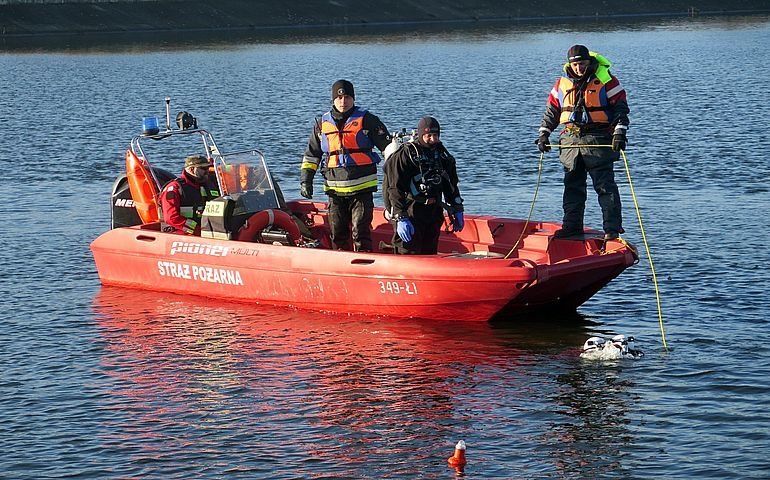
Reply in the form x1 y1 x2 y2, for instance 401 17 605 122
169 241 229 257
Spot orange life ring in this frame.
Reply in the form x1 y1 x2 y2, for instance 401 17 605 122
234 209 301 245
125 148 160 224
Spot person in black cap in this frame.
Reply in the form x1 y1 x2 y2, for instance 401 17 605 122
159 154 220 235
300 79 391 251
383 116 464 255
537 44 630 240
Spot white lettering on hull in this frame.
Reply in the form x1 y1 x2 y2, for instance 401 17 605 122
378 281 418 295
157 261 243 286
169 241 229 257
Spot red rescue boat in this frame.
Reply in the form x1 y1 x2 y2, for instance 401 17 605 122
91 101 637 322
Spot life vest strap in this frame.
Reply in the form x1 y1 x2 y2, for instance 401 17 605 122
563 106 606 112
328 147 371 156
563 123 612 134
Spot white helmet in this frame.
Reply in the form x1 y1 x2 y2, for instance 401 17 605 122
582 336 607 352
611 334 629 354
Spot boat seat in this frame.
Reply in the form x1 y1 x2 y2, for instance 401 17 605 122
139 222 161 231
444 251 506 259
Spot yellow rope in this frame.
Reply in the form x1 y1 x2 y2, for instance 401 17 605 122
504 152 543 259
547 143 612 148
619 149 668 351
543 142 668 350
600 237 637 256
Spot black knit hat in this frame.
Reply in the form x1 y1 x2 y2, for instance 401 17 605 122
567 44 590 62
417 116 440 136
332 79 355 100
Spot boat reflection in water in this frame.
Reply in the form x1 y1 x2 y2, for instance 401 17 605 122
91 286 638 477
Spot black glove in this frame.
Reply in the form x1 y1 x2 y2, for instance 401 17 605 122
612 133 627 152
300 182 313 199
536 134 551 153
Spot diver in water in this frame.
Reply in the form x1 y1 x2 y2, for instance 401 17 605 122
580 334 643 360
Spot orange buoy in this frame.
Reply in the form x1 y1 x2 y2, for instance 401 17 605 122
447 440 467 468
125 148 160 224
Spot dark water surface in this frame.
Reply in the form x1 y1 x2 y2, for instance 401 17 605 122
2 15 770 479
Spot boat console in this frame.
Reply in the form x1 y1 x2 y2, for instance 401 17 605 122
112 97 300 245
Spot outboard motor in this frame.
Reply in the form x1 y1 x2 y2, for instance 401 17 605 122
110 175 142 229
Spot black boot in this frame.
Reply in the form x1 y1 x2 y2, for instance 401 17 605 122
554 226 584 239
603 227 624 240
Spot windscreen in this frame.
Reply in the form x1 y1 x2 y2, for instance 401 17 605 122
215 150 281 210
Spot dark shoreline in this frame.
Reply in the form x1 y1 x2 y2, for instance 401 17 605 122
1 0 769 38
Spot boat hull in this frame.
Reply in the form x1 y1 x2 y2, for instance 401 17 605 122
91 202 636 322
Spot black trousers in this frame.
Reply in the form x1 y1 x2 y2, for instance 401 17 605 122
562 154 622 234
392 203 444 255
328 192 374 251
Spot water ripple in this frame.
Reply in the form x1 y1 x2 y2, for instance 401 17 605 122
3 17 770 479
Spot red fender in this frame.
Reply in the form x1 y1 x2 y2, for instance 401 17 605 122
235 209 301 245
125 148 159 224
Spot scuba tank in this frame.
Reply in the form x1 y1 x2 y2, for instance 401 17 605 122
382 129 417 220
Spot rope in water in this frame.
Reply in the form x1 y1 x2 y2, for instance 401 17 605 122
520 143 668 350
618 148 668 351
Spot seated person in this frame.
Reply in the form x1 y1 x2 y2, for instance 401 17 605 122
160 155 218 235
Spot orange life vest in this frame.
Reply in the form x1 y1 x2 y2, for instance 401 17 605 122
556 76 611 125
319 108 380 168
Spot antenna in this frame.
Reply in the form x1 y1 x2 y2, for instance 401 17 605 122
164 96 171 132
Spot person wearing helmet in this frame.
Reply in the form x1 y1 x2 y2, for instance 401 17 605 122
536 44 630 241
300 79 391 252
159 154 219 235
383 116 464 255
